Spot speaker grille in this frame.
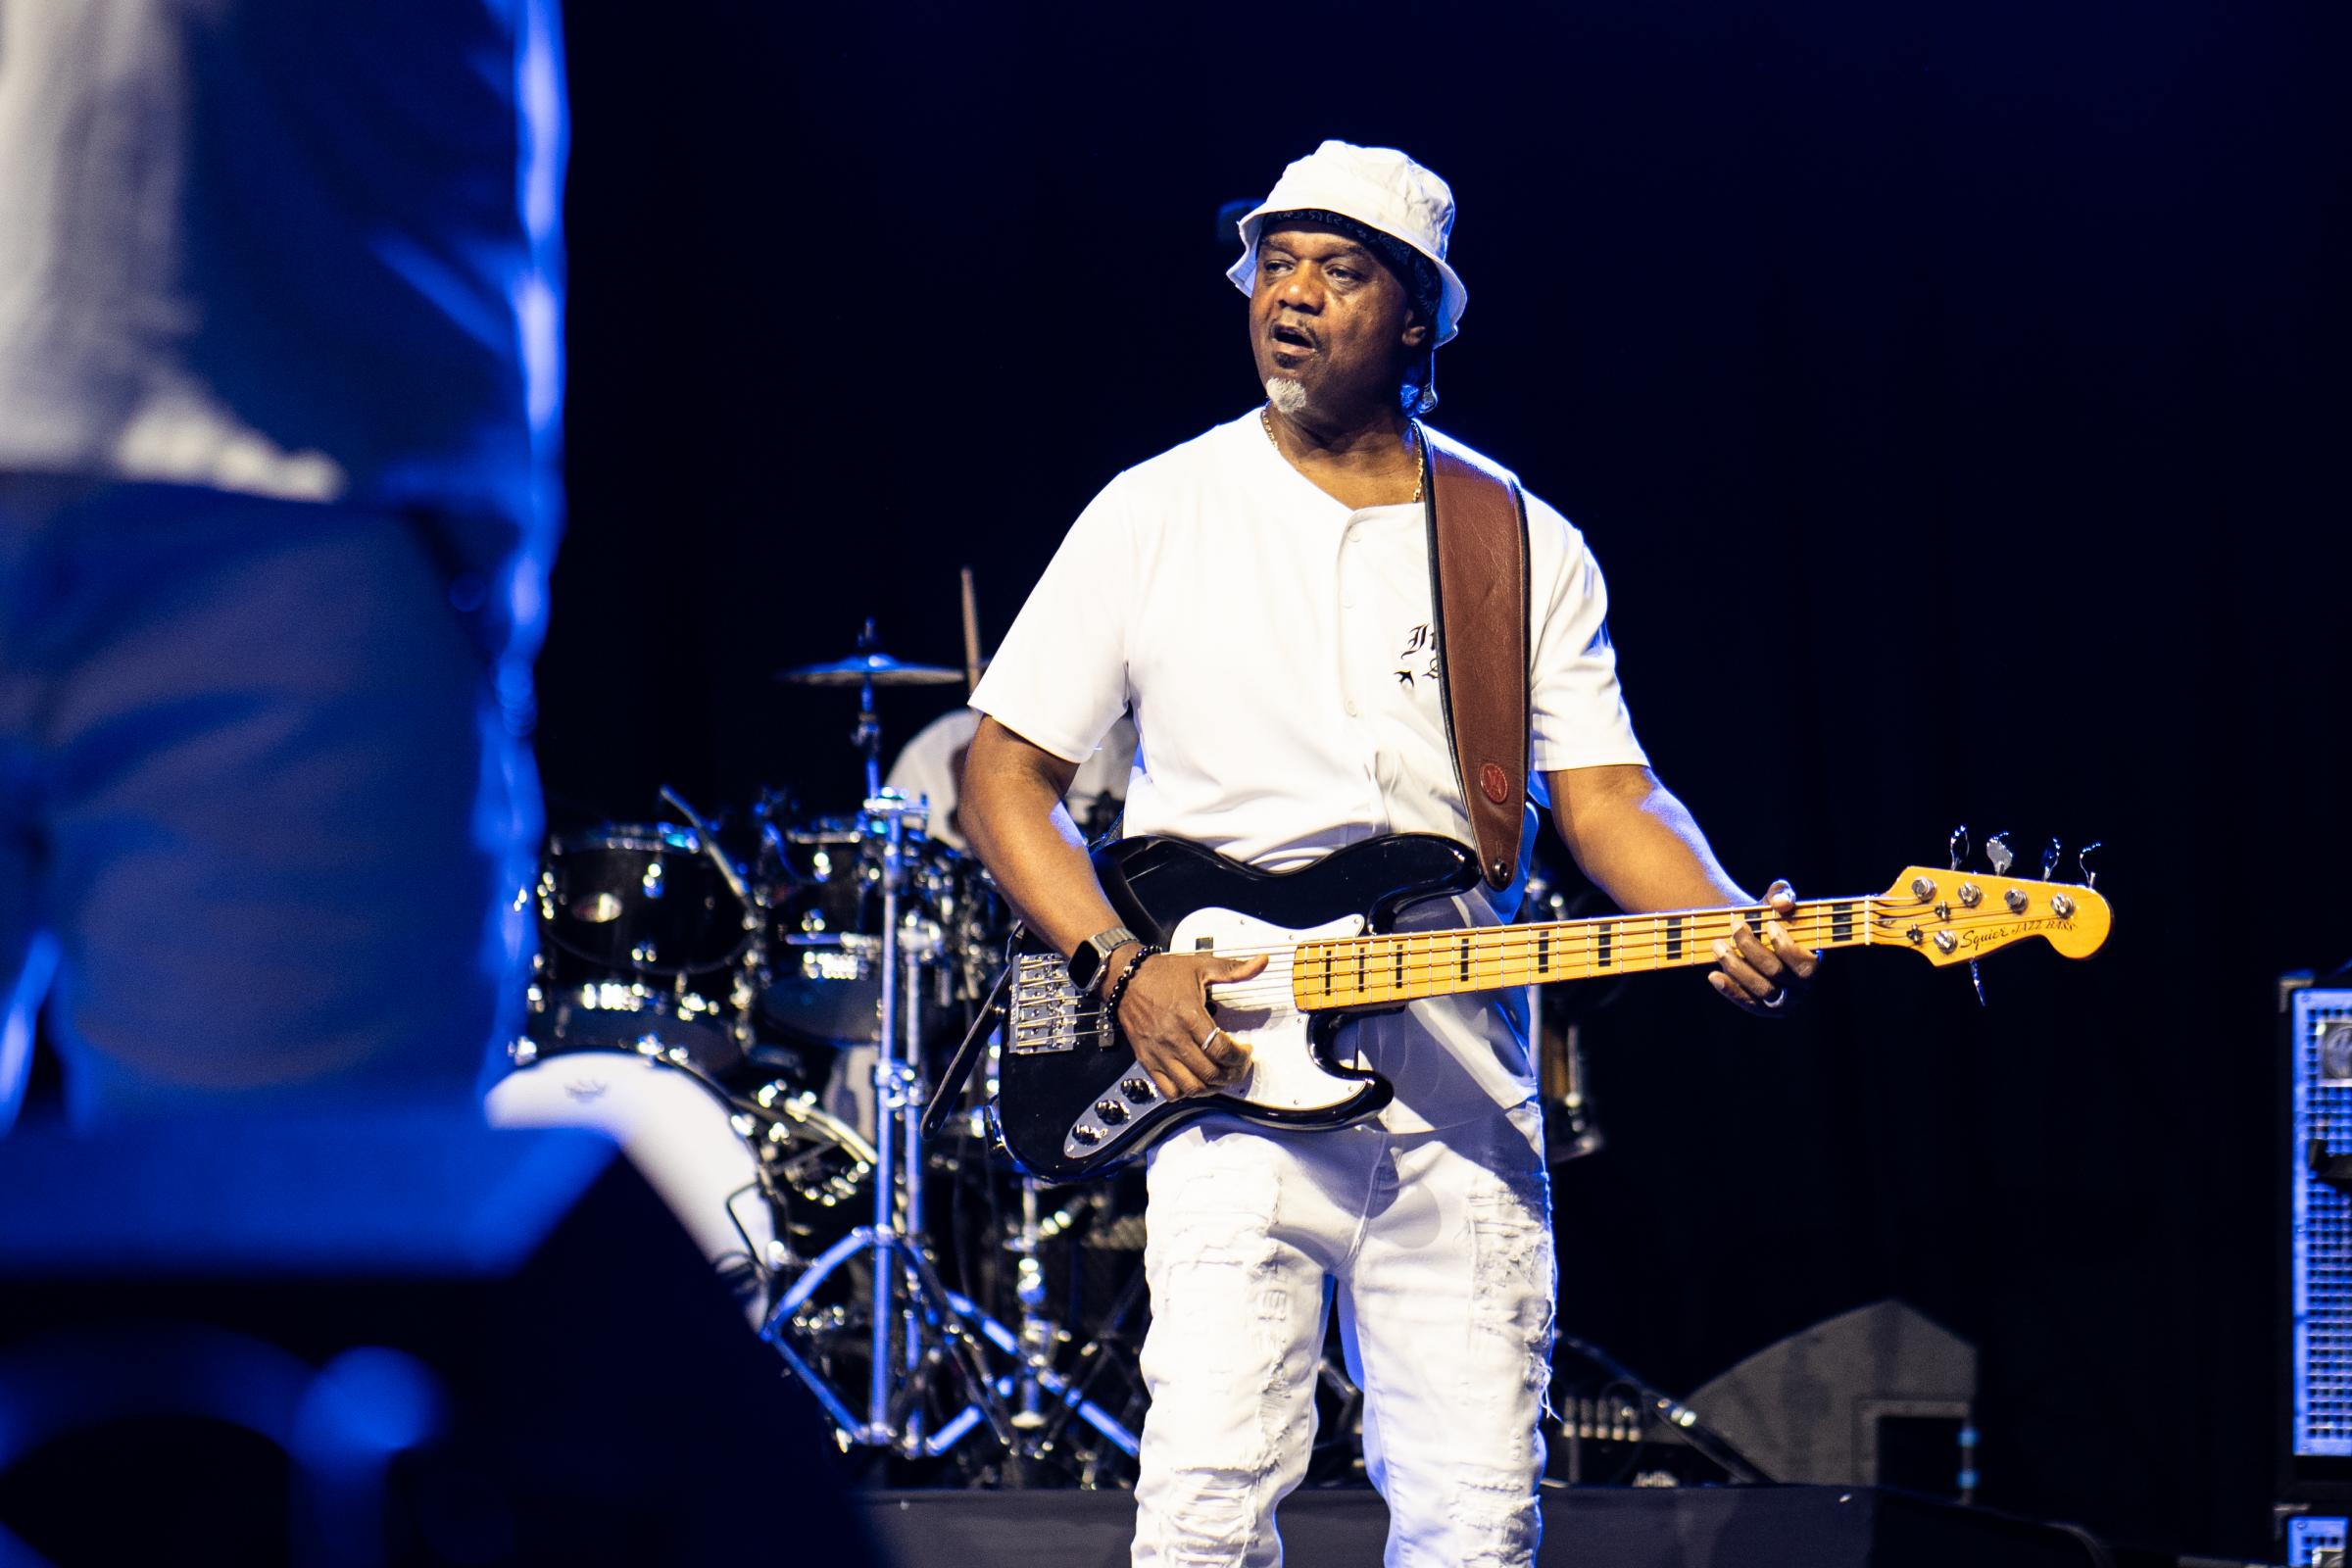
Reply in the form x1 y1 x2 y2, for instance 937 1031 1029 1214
2287 1513 2346 1566
2294 989 2352 1456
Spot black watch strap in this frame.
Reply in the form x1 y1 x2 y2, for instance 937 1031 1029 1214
1067 924 1139 992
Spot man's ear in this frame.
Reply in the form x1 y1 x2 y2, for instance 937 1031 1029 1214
1401 314 1431 348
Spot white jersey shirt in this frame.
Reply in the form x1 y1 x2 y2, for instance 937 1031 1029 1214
972 411 1647 1130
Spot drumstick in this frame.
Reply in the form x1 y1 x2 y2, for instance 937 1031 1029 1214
959 565 983 694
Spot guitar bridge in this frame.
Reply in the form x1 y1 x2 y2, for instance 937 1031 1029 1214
1008 953 1084 1054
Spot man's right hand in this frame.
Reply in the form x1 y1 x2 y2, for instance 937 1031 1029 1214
1107 946 1269 1100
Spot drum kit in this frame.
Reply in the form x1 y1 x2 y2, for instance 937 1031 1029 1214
491 612 1621 1488
492 626 1149 1485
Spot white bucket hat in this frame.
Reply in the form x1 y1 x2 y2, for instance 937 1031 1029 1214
1225 139 1468 346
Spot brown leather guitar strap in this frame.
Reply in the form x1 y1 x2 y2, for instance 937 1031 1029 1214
1419 425 1532 891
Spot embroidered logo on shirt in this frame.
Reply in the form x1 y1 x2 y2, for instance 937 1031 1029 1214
1396 623 1441 689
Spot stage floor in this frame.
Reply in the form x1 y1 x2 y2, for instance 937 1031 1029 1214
859 1484 2113 1567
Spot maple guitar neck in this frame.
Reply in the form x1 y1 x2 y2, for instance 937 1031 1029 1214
1283 869 2111 1013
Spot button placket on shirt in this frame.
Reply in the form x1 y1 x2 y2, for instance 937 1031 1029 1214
1337 518 1361 718
1335 514 1389 828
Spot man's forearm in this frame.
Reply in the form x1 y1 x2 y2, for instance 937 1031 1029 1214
960 718 1126 958
1551 764 1753 913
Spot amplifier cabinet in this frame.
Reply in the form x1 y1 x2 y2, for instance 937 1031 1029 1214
2287 974 2352 1498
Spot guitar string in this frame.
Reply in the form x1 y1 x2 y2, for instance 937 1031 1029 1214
1174 902 2082 1010
1202 908 1860 1004
1178 922 1851 1010
1070 910 1854 1010
1076 886 2084 967
1052 912 1989 1043
1037 903 2066 1021
1092 899 1851 964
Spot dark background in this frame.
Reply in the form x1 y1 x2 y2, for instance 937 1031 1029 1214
544 1 2347 1556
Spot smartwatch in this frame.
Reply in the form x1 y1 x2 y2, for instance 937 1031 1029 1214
1066 924 1140 993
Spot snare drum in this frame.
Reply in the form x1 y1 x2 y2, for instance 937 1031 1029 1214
526 824 757 1074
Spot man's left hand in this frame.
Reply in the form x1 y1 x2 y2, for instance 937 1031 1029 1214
1708 879 1820 1017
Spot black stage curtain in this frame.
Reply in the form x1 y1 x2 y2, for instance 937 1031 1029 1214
548 3 2350 1556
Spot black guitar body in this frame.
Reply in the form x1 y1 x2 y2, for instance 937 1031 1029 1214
992 832 1482 1182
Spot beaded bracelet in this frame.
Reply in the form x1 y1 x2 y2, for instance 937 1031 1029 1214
1100 944 1163 1038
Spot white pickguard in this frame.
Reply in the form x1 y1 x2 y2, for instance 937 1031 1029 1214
1175 905 1369 1113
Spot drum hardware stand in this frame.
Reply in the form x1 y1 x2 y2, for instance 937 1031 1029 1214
918 955 1146 1465
759 789 1019 1458
767 631 1142 1470
920 945 1010 1143
851 619 887 804
977 1239 1149 1466
1008 1180 1055 1431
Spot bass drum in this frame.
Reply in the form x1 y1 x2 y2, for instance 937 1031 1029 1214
485 1050 778 1323
484 1051 885 1331
528 824 756 1076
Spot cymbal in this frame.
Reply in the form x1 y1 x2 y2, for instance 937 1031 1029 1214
776 651 966 687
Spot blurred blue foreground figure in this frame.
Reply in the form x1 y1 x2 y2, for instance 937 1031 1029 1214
0 0 567 1126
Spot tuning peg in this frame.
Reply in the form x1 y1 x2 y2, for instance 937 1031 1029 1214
2040 838 2063 881
1984 833 2014 876
2076 842 2102 888
1948 825 1970 872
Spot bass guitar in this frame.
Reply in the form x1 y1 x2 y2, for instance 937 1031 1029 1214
993 832 2110 1182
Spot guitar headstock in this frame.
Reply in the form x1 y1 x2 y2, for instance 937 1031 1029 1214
1874 865 2111 965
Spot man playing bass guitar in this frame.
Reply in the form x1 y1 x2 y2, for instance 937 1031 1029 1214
961 140 1817 1568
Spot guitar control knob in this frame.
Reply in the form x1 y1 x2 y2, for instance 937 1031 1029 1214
2004 889 2029 914
1069 1125 1101 1148
1910 877 1936 903
1934 931 1959 956
1095 1100 1129 1125
2050 894 2076 918
1120 1077 1154 1102
1957 883 1984 908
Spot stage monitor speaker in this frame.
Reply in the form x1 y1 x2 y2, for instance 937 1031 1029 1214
2281 1510 2348 1567
2285 971 2352 1501
0 1112 881 1567
1684 1298 1978 1494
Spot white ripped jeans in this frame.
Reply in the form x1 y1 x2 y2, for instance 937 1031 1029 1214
1132 1103 1553 1568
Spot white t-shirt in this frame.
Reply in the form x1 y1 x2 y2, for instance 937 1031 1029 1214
886 706 1138 851
972 412 1648 1130
0 0 566 547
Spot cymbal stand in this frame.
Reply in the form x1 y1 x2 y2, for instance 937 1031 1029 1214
1010 1181 1053 1431
760 784 1015 1458
945 1231 1148 1476
920 950 1148 1465
852 618 885 805
940 1177 1144 1468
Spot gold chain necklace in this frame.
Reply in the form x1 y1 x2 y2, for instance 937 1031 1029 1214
1261 407 1424 504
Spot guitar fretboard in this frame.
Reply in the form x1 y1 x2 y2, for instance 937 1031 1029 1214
1290 899 1885 1010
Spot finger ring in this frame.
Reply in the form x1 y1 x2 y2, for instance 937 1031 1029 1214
1199 1025 1221 1051
1761 988 1788 1009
